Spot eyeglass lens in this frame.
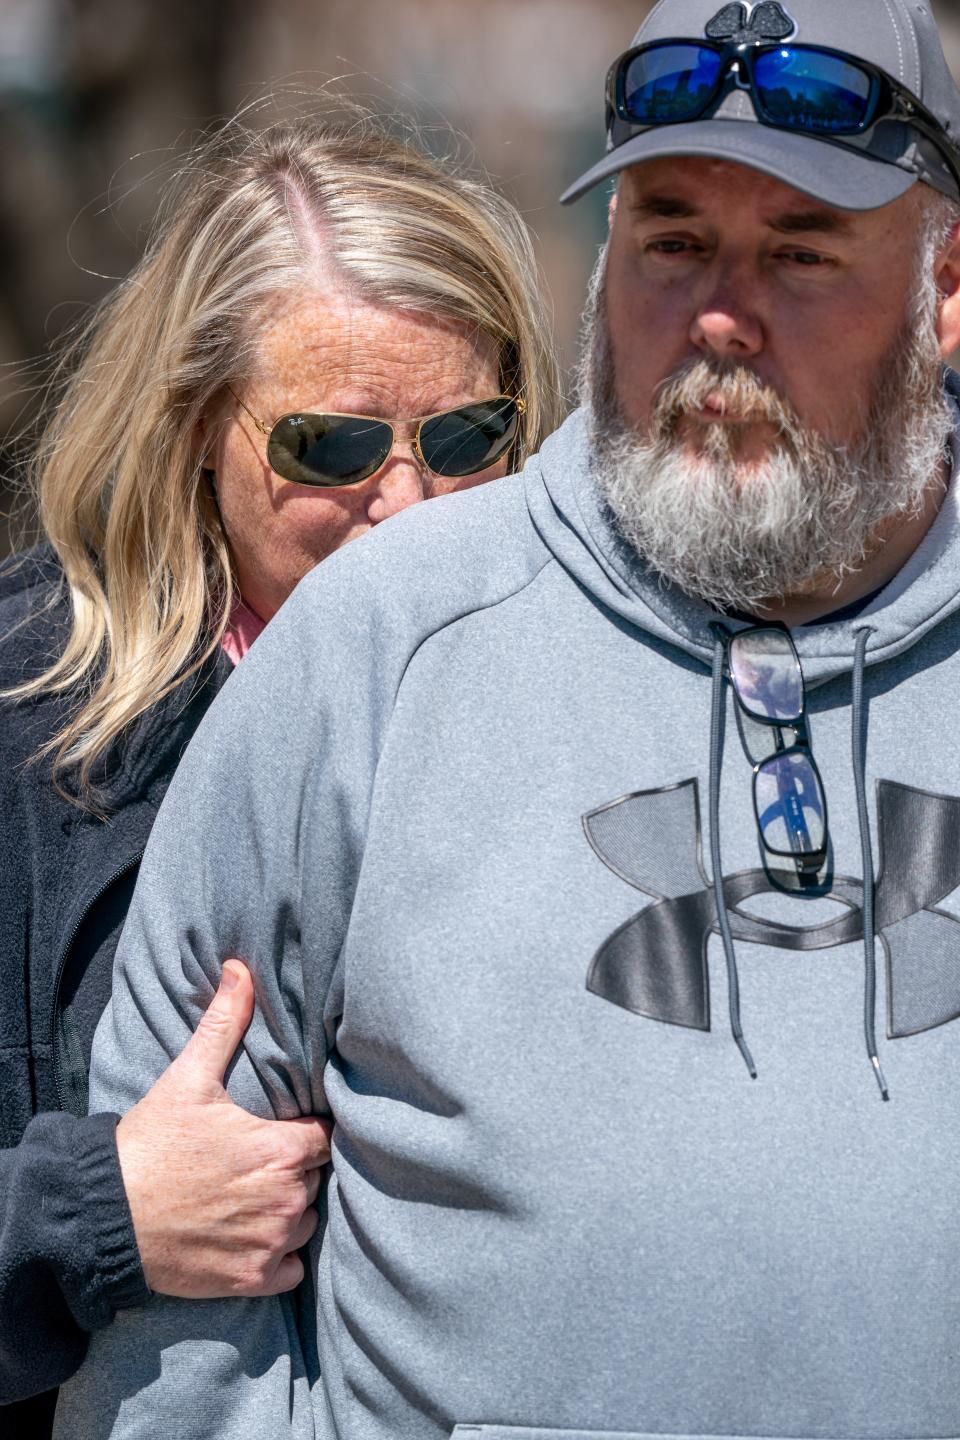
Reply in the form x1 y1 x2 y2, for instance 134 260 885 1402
753 49 874 132
621 43 875 134
728 629 803 723
622 44 723 122
755 751 827 859
268 414 393 488
418 400 519 476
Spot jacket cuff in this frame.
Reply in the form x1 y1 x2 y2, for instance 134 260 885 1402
71 1112 150 1328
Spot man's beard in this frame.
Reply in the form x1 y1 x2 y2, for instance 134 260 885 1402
580 249 955 615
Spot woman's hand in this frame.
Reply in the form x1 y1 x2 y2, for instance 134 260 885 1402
115 960 331 1298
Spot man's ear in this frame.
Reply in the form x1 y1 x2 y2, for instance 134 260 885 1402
608 188 618 232
935 218 960 358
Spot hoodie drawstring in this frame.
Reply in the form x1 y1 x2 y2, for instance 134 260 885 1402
710 627 887 1099
709 633 757 1080
851 626 890 1102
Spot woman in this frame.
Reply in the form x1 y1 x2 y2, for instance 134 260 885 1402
0 110 562 1434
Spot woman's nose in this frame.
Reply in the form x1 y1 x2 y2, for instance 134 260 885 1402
365 454 428 524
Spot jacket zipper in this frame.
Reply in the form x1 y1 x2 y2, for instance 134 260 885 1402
50 853 144 1111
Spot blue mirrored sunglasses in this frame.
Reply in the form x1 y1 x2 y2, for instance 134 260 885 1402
608 38 960 191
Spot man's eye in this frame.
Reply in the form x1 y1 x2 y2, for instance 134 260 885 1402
784 250 827 266
650 239 698 255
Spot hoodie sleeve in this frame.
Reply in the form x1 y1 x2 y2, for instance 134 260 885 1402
0 1110 148 1403
52 562 389 1440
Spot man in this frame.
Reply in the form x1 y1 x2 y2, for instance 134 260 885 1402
55 0 960 1436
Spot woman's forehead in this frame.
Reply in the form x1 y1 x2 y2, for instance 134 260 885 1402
250 292 500 413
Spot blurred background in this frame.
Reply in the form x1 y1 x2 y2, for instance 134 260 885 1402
1 0 959 553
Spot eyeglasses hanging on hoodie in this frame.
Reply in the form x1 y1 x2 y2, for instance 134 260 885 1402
725 624 830 893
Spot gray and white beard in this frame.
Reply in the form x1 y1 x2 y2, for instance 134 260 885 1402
581 247 955 615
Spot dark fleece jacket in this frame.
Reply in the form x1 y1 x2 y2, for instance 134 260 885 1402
0 548 230 1433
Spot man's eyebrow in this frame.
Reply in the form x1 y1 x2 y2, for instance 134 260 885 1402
629 195 701 220
628 198 853 235
768 209 853 236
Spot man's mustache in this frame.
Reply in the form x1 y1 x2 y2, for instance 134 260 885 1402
652 361 802 435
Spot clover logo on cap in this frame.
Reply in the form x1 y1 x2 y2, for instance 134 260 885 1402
705 2 797 43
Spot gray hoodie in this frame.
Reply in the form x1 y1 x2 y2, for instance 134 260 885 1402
57 396 960 1440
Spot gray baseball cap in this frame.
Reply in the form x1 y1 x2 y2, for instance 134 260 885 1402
561 0 960 210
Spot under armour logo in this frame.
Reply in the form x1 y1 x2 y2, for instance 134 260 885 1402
584 778 960 1040
705 1 797 42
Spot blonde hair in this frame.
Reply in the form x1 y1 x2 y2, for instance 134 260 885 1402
7 110 563 797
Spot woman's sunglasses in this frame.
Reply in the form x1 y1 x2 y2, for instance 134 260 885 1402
608 38 960 190
229 388 525 490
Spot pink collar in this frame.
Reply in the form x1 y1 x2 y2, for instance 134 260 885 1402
221 597 267 666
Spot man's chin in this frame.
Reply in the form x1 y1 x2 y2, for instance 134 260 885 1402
670 429 789 487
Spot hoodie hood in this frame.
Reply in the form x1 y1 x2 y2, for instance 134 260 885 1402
526 374 960 685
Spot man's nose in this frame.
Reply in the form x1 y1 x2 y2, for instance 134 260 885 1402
365 455 428 524
690 277 764 359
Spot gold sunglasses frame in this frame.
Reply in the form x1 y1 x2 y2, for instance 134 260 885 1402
227 386 526 487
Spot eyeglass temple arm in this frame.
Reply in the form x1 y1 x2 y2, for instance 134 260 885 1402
913 118 960 197
884 87 960 196
227 384 271 436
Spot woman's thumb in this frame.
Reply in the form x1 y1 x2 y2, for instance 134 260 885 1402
173 960 255 1093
